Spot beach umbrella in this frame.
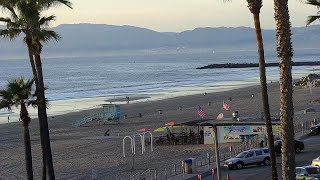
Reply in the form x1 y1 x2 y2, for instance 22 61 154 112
165 121 177 126
153 127 167 133
137 128 152 132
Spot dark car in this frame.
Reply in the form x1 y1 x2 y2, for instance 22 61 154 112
310 123 320 135
274 140 304 156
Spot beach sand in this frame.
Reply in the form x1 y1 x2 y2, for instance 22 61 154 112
0 83 319 179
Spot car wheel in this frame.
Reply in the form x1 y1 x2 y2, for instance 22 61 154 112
236 162 244 169
263 158 271 166
295 147 301 153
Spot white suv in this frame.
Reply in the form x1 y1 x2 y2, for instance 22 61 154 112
224 148 271 170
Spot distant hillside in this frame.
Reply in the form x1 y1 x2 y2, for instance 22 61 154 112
0 23 320 57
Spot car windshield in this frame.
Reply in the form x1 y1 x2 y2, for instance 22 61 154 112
263 149 269 154
236 152 248 158
306 167 319 175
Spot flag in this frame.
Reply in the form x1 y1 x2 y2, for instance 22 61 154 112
198 106 205 119
223 101 230 111
216 113 224 120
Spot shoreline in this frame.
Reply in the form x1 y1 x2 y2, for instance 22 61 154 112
0 81 260 125
0 81 260 124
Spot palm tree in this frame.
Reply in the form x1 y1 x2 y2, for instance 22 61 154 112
273 0 296 179
0 78 36 180
0 1 72 179
246 0 278 179
306 0 320 25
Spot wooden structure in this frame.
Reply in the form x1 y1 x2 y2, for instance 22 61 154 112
72 104 121 128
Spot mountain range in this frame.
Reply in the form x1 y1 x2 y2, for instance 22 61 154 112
0 23 320 58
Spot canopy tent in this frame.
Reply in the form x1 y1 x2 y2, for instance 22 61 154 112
153 126 183 133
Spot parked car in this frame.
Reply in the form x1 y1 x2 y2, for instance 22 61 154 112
310 123 320 135
274 140 304 156
224 148 270 170
296 166 320 180
312 156 320 167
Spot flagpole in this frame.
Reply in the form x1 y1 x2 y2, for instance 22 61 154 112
222 100 224 117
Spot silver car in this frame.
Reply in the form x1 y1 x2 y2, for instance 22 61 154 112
224 148 271 169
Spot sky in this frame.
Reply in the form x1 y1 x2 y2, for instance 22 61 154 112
20 0 320 32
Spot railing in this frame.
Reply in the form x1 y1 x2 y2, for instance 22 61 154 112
128 168 157 180
294 118 317 138
154 141 260 180
72 112 103 128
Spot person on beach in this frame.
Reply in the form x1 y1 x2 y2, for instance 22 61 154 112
126 96 130 104
260 140 264 148
104 129 110 136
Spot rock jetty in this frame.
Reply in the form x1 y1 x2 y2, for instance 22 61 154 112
197 61 320 69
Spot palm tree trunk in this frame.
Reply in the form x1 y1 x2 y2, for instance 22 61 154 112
26 39 47 180
34 52 55 180
20 103 34 180
252 11 278 180
273 0 296 179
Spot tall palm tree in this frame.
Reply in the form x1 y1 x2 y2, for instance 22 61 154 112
0 78 36 180
246 0 278 179
273 0 296 179
0 1 72 179
306 0 320 25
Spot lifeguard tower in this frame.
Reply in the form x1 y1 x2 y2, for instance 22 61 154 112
73 104 121 127
101 104 121 123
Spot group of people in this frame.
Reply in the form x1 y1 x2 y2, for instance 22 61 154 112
125 96 130 104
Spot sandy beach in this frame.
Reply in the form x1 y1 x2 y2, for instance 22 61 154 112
0 82 319 179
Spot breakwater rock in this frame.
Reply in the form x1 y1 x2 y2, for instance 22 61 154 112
197 61 320 69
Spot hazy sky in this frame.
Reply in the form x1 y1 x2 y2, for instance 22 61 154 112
40 0 320 32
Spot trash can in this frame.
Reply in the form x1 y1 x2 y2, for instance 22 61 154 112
183 158 195 174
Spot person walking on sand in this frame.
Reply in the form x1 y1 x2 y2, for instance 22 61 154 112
126 96 130 104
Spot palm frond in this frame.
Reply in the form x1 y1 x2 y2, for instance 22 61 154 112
0 17 12 23
37 30 61 42
306 0 320 6
0 89 14 109
0 0 18 18
306 15 320 26
0 100 12 109
39 15 56 27
0 29 22 40
17 1 40 23
29 97 49 108
38 0 73 10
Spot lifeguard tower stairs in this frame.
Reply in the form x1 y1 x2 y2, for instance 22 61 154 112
73 104 121 128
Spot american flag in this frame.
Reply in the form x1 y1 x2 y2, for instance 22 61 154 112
223 101 230 111
198 106 205 119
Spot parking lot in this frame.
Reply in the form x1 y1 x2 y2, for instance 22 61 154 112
203 135 320 180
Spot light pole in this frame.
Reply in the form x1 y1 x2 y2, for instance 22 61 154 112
213 124 221 180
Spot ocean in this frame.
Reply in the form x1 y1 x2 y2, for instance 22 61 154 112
0 48 319 123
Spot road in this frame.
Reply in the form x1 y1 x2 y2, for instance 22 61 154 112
203 135 320 180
